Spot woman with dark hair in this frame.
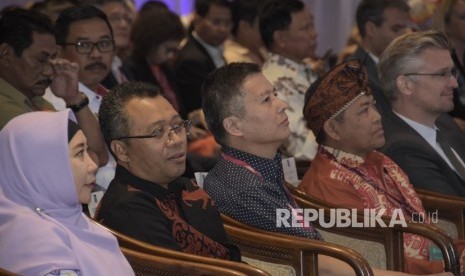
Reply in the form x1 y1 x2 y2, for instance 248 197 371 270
126 9 186 116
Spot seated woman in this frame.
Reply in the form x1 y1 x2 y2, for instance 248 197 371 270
0 110 134 276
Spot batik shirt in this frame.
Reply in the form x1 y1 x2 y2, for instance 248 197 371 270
96 165 240 261
204 146 322 240
299 146 437 265
262 53 318 161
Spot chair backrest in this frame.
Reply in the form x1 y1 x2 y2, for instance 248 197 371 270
285 182 460 274
221 215 374 276
416 188 465 240
94 222 270 276
121 247 248 276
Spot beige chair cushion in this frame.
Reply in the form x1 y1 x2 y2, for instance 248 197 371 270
319 229 387 270
242 256 296 276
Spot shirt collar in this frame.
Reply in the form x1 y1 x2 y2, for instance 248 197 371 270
366 50 379 64
267 53 313 77
114 165 184 199
192 31 224 55
222 145 283 183
0 77 33 105
321 145 365 168
393 111 437 146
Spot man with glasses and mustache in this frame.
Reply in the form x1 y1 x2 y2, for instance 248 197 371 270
44 5 117 190
0 8 108 167
95 81 240 261
379 30 465 197
44 5 114 116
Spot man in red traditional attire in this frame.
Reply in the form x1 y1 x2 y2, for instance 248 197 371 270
299 59 465 274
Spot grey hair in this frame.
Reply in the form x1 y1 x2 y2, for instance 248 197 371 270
378 30 450 103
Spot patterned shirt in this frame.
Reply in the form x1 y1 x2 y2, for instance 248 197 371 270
204 146 322 239
262 53 318 161
96 165 240 260
299 146 432 262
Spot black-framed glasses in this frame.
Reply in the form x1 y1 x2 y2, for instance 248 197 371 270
404 68 458 81
59 40 115 54
114 120 192 142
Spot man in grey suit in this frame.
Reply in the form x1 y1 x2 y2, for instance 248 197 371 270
348 0 410 115
379 30 465 197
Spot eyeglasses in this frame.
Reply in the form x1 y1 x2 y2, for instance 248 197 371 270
403 68 458 81
114 120 192 142
59 40 115 54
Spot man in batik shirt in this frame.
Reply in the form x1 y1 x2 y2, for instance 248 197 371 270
299 59 465 274
259 0 319 160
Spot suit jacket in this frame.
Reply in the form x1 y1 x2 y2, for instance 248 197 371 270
101 64 134 90
381 112 465 197
174 35 217 114
347 46 391 116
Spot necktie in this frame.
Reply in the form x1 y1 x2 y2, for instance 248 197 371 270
96 84 109 97
436 129 465 181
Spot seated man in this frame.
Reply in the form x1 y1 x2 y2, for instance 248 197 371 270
95 81 240 261
202 62 443 276
378 31 465 197
299 59 463 274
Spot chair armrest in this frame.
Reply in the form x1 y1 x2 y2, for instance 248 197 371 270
121 247 248 275
285 183 460 274
93 221 269 276
222 215 374 276
417 188 465 239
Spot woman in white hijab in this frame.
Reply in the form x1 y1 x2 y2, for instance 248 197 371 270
0 110 134 276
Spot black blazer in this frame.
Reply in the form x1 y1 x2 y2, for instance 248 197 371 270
101 64 134 90
347 46 391 116
174 35 217 114
381 112 465 197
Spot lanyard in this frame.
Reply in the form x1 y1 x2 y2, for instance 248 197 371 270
221 152 298 208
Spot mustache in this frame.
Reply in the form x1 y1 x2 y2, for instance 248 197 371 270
37 79 52 86
84 62 108 70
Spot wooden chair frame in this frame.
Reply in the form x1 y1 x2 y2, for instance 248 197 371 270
121 247 249 275
285 182 460 274
417 188 465 239
221 215 374 276
95 222 270 276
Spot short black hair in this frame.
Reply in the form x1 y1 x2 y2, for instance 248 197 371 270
55 5 113 45
356 0 410 38
259 0 305 50
231 0 263 36
0 8 54 56
195 0 232 18
99 81 161 155
202 62 261 145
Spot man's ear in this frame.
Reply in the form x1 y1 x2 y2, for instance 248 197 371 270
223 116 243 137
323 120 341 141
192 13 202 30
110 140 129 163
396 75 413 96
365 21 377 38
273 30 287 48
0 43 13 66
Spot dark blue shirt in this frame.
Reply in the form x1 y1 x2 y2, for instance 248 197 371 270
204 146 322 240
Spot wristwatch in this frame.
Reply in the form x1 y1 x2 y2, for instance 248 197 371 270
66 93 89 113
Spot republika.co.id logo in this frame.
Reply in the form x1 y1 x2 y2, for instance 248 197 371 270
276 208 438 228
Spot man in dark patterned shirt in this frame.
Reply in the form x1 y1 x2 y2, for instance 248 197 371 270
96 81 240 261
201 62 321 238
